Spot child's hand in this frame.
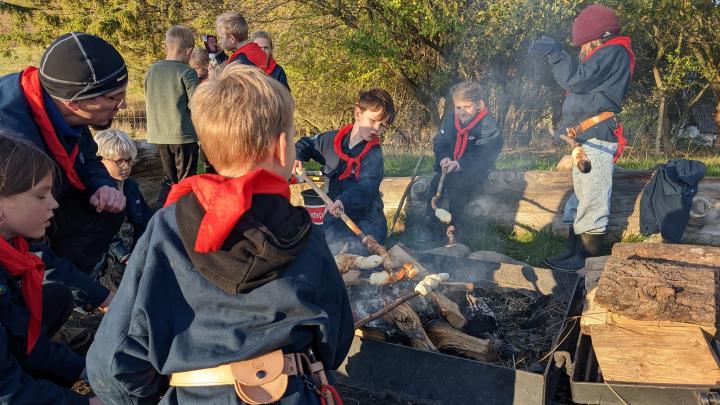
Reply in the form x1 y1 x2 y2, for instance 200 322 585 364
89 396 106 405
327 200 344 218
446 160 461 172
99 291 115 312
439 158 451 169
90 186 126 213
293 160 304 175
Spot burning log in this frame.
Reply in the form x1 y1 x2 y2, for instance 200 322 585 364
432 292 467 329
334 253 382 273
383 303 436 351
427 320 493 362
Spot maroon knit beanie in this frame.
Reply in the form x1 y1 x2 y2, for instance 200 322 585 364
571 4 620 46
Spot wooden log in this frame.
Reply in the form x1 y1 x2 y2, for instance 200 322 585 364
610 242 720 265
383 303 436 351
404 169 720 246
591 325 720 385
594 253 719 327
432 292 468 329
427 319 493 362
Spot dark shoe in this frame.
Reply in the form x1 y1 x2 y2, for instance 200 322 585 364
550 233 604 271
545 226 577 267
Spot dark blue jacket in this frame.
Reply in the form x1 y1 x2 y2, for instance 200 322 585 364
270 64 290 90
547 43 632 143
433 112 503 174
123 179 153 246
34 243 110 311
0 72 116 197
0 264 87 404
296 130 386 241
87 193 354 404
640 159 706 242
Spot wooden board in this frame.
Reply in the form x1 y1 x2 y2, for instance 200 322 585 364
592 325 720 385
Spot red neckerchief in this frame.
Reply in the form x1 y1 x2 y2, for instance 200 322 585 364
582 36 635 78
19 67 86 191
333 124 380 181
582 36 634 162
225 43 268 70
0 237 44 354
265 56 277 76
453 108 488 160
164 169 290 253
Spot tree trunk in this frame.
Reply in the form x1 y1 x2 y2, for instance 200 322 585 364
591 242 720 327
403 168 720 246
655 94 667 155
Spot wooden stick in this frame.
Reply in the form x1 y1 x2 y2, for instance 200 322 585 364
388 155 424 235
354 291 420 329
296 169 366 238
431 169 447 210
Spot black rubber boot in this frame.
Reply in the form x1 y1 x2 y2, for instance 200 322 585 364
545 226 577 268
550 233 604 271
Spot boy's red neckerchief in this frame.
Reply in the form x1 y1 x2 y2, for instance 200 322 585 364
0 236 44 354
19 67 86 191
453 108 488 160
225 42 268 70
582 36 635 78
333 124 380 181
164 169 290 253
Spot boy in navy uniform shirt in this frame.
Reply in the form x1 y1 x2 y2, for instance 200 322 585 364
87 64 353 404
294 88 396 254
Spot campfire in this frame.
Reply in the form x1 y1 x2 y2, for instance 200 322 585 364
338 244 574 372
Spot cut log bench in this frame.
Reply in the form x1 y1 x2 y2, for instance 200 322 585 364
581 243 720 386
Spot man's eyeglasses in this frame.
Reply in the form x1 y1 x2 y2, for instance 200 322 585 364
104 158 134 168
102 92 126 105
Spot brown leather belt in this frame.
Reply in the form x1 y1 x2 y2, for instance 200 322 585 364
566 111 615 139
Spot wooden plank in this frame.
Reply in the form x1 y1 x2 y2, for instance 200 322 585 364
592 325 720 385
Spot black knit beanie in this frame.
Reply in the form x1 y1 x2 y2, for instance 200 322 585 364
39 32 128 101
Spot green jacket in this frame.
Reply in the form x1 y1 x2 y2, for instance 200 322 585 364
144 60 199 144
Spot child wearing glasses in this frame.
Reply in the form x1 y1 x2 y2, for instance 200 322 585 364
94 129 152 291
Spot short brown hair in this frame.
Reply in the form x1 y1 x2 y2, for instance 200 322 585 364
216 12 248 41
190 48 210 69
0 131 57 197
190 64 294 173
357 88 396 124
450 81 484 103
165 25 195 52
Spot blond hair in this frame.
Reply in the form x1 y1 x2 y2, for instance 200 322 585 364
165 25 195 52
94 128 137 163
450 81 485 103
216 12 248 41
190 64 294 172
250 31 273 48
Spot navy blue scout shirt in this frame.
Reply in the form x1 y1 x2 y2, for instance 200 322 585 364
0 72 116 197
295 130 386 239
547 44 632 144
87 195 354 404
0 264 87 405
433 112 503 173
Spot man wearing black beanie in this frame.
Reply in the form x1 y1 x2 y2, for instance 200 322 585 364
0 32 129 275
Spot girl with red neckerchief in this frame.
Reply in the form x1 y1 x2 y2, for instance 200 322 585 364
0 133 106 405
428 81 503 245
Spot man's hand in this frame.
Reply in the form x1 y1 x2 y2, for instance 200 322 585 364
89 186 126 213
293 160 304 176
327 200 344 218
528 35 560 58
439 158 451 169
446 160 461 173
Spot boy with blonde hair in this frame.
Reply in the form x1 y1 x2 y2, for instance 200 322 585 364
213 12 267 69
94 129 152 290
145 24 200 207
87 64 353 405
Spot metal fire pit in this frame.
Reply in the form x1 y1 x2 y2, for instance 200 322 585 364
568 334 720 405
334 252 583 405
